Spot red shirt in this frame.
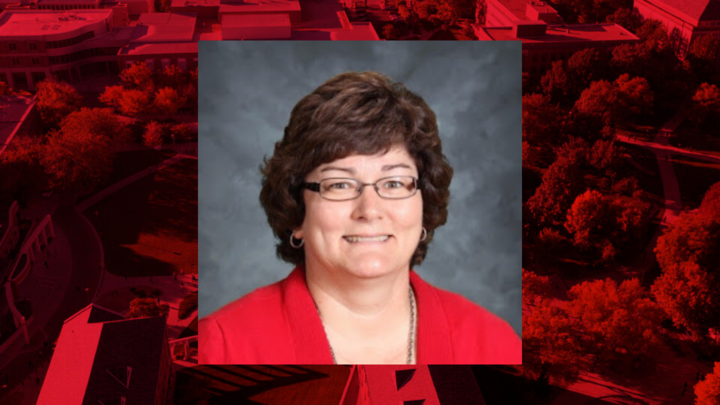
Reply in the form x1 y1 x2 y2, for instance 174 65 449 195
199 267 521 364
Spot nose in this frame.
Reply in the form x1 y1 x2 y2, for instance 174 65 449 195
351 184 384 220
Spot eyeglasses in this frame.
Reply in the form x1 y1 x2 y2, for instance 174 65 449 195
302 176 420 201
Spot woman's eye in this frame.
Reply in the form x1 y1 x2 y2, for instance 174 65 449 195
385 181 403 188
329 182 352 189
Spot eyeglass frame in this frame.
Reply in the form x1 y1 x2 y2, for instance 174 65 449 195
302 176 421 201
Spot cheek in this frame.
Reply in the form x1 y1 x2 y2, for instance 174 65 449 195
304 203 348 236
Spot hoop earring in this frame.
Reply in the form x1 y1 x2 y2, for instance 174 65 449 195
290 233 304 248
420 228 427 242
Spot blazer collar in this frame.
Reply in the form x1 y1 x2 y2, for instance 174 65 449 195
281 266 453 364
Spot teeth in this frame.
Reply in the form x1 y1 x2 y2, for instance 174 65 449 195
344 235 390 243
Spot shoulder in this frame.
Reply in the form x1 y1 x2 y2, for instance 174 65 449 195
199 280 293 364
431 285 522 364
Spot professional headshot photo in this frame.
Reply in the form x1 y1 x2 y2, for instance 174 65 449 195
198 41 522 365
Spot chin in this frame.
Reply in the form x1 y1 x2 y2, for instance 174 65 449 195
343 259 406 279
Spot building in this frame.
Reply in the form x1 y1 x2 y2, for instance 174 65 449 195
486 0 563 27
340 365 485 405
475 21 640 78
634 0 720 57
0 9 123 90
38 305 172 405
117 12 198 70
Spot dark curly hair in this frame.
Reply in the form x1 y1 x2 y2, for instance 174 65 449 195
260 71 453 267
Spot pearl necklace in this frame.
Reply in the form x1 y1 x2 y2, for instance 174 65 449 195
318 287 416 365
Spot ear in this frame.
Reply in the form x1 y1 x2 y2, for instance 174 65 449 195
293 226 303 240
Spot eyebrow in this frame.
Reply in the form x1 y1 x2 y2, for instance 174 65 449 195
320 163 414 174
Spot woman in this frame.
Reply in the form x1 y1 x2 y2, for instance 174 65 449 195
199 71 521 364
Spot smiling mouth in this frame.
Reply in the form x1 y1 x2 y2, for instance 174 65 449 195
343 235 391 243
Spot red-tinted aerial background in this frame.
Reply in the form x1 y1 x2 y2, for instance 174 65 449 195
1 0 720 403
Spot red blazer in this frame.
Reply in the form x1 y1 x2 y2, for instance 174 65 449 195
199 267 521 364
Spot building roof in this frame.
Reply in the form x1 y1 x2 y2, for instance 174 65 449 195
218 0 300 15
495 0 556 21
37 305 167 405
0 9 111 37
496 0 529 21
222 12 289 27
119 41 198 55
35 0 99 4
132 12 196 42
476 22 639 46
171 0 219 8
639 0 720 24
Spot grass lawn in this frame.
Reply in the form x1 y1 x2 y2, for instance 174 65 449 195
671 155 720 209
88 158 198 277
668 120 720 157
77 149 176 204
619 143 665 206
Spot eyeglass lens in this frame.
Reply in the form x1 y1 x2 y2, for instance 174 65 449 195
319 176 417 200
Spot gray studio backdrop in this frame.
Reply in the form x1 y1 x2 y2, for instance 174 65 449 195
198 41 522 336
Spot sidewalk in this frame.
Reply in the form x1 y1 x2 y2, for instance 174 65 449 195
77 153 188 213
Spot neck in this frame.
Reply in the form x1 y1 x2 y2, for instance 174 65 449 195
304 264 414 364
305 264 410 318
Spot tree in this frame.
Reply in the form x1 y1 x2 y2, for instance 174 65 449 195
99 85 125 110
522 268 551 306
35 78 83 129
636 19 669 53
127 297 169 319
541 48 610 105
398 3 410 20
699 181 720 218
553 136 588 165
541 60 571 102
695 362 720 405
527 156 585 228
143 121 166 149
41 128 114 192
605 7 643 33
566 48 610 95
522 93 565 147
416 0 439 20
158 64 187 90
153 87 187 115
688 34 720 84
588 139 621 174
118 89 152 116
58 107 129 145
522 302 585 386
652 261 720 338
120 62 155 93
567 278 663 363
171 123 195 142
611 43 653 79
445 0 475 19
614 74 654 119
652 208 720 337
654 210 720 272
689 83 720 126
574 79 617 123
553 0 632 24
382 24 399 40
565 190 648 261
0 136 46 203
